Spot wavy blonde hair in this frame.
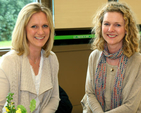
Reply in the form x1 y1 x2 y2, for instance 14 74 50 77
91 2 140 57
12 2 54 57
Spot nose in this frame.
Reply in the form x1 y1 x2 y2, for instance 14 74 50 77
108 25 115 32
37 27 44 35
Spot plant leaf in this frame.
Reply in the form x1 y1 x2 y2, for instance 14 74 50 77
17 105 27 113
29 99 36 112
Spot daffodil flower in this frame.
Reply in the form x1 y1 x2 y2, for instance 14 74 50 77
5 92 36 113
16 108 21 113
4 107 10 112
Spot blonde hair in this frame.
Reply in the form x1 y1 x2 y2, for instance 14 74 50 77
12 2 54 57
91 2 140 57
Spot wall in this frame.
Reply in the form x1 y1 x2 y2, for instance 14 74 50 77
54 0 107 29
53 44 92 113
119 0 141 24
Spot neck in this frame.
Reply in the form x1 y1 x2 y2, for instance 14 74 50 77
28 47 41 64
107 44 122 54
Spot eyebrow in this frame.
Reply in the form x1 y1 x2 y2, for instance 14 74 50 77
103 21 124 24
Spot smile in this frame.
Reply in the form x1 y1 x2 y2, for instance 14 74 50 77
35 37 44 39
107 34 117 38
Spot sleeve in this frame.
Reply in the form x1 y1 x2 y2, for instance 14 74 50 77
0 69 9 113
105 64 141 113
55 86 73 113
41 52 60 113
85 53 104 113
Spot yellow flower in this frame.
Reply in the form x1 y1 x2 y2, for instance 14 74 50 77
5 107 10 112
11 102 14 105
16 108 21 113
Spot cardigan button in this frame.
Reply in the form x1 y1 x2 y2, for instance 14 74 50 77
110 68 114 72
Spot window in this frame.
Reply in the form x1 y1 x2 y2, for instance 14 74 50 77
0 0 37 55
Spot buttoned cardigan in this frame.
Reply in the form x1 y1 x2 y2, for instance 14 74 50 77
82 49 141 113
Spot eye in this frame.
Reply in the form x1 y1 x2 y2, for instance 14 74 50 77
103 23 110 26
115 24 121 27
31 25 37 28
43 25 48 28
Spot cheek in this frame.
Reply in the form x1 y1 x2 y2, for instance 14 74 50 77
102 26 107 36
46 28 50 34
118 29 126 35
26 28 35 35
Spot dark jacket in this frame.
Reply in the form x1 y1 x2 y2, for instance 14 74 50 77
56 86 73 113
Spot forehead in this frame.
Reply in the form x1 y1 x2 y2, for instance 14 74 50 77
103 12 124 23
28 12 48 24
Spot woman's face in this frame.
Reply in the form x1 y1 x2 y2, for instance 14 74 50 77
26 12 50 50
102 12 126 51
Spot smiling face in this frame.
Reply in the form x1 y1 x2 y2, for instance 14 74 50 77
26 11 50 50
102 12 126 52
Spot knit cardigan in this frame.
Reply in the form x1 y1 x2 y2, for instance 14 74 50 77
82 49 141 113
0 50 60 113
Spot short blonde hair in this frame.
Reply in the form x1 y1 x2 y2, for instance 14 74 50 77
12 2 54 57
91 2 140 57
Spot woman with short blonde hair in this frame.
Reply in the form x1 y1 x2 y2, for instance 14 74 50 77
12 2 54 57
0 2 59 113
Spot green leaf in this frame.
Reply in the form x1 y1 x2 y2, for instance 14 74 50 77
29 99 36 112
17 105 27 113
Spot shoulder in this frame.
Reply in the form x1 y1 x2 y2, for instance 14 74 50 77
43 50 59 71
0 50 20 67
128 52 141 64
48 51 59 64
126 52 141 72
49 51 59 66
42 50 58 60
87 49 102 70
89 49 102 61
0 50 21 79
1 50 19 59
49 51 58 59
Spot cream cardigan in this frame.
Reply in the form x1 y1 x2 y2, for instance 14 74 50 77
82 49 141 113
0 50 60 113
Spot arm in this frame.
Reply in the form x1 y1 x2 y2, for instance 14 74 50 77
0 69 9 113
105 64 141 113
42 75 60 113
42 52 60 113
55 86 73 113
85 52 104 113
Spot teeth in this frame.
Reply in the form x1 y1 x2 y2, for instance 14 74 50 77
35 37 44 39
108 35 116 37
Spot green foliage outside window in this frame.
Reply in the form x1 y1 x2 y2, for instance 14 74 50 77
0 0 34 42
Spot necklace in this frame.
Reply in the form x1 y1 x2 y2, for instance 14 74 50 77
30 59 37 64
33 60 37 64
110 68 114 72
29 57 40 64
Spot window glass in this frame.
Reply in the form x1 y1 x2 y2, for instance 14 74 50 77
0 0 37 48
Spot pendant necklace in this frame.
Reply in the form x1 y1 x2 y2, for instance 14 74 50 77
29 58 38 64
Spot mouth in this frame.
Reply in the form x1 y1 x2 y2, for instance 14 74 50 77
107 34 117 38
35 36 45 40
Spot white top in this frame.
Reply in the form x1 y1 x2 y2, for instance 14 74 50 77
30 51 43 113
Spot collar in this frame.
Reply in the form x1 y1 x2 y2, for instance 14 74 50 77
20 53 53 95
